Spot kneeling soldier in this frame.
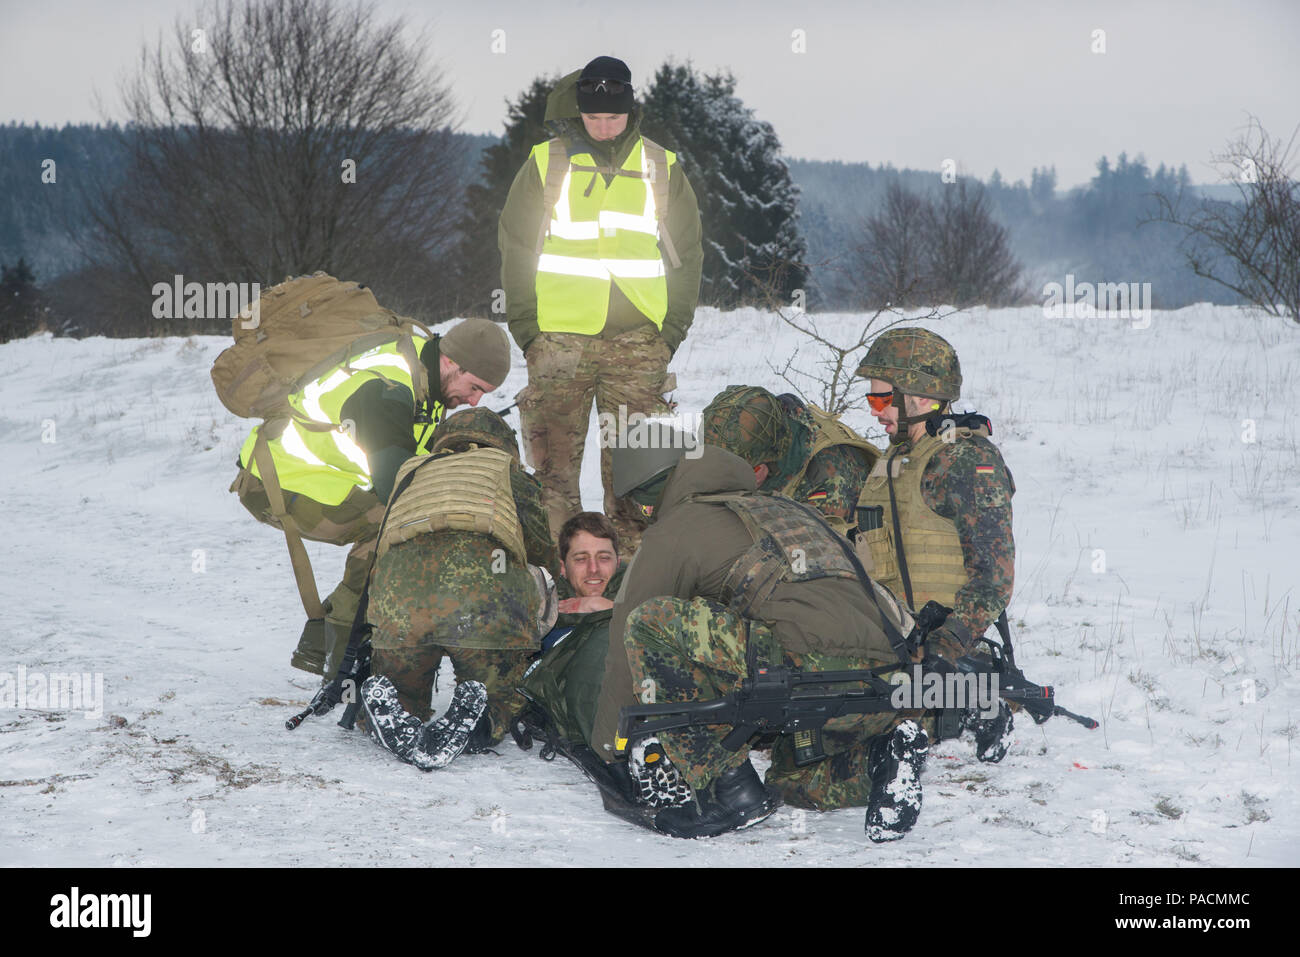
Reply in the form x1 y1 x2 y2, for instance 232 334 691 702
359 408 560 769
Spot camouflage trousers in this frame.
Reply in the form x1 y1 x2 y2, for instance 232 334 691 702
370 644 532 745
624 596 917 803
516 326 672 552
232 468 386 673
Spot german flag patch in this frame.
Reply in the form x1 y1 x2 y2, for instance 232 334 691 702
807 490 828 501
975 465 995 476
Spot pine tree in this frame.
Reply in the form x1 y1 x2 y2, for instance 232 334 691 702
641 63 807 308
0 258 43 342
448 76 556 318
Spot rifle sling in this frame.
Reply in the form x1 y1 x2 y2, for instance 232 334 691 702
885 447 916 609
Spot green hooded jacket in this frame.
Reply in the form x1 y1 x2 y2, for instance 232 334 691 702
498 70 704 355
588 446 904 756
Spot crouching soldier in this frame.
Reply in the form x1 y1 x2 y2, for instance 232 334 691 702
359 408 560 770
591 428 932 841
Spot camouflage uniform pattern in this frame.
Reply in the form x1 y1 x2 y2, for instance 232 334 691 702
365 457 559 745
777 396 874 527
623 596 908 798
855 328 962 400
516 326 673 552
699 387 873 528
915 433 1016 641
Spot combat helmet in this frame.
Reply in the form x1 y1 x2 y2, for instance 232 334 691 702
611 422 695 498
699 385 793 467
856 328 962 400
429 408 520 462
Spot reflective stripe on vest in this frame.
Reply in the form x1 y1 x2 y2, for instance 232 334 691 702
238 335 444 506
532 136 673 333
855 430 978 609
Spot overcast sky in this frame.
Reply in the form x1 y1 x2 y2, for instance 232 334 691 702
2 0 1296 188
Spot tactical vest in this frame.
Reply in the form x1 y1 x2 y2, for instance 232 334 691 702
691 491 861 621
377 447 527 565
237 335 444 506
531 135 676 334
778 403 881 497
855 427 987 609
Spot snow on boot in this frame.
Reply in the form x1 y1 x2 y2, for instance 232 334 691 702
865 720 929 843
969 701 1014 764
628 737 693 809
418 680 489 770
653 760 780 840
360 675 437 771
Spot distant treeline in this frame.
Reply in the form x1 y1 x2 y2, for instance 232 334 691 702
792 155 1240 309
0 122 1239 334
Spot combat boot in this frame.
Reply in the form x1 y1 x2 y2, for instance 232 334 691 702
418 680 489 769
963 700 1014 763
360 675 438 771
865 719 929 843
627 737 693 809
653 760 780 839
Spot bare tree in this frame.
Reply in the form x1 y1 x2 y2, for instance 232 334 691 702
80 0 464 333
850 181 933 309
1151 116 1300 324
924 180 1026 307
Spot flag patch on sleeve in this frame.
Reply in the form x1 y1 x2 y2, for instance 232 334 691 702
975 465 995 475
806 490 828 501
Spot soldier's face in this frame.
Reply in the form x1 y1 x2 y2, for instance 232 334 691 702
869 379 900 435
441 365 494 409
581 112 628 141
562 531 618 598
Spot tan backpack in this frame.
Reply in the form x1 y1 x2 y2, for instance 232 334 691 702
210 272 431 420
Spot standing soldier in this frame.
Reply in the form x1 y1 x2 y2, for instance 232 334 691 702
359 408 560 770
698 385 878 536
853 328 1017 761
498 56 704 551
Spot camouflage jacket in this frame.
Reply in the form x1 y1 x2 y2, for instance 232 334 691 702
368 463 560 651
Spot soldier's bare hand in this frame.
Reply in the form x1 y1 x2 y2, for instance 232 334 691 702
557 596 614 614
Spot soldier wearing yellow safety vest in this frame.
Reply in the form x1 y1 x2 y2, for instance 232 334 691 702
499 56 704 553
231 317 511 680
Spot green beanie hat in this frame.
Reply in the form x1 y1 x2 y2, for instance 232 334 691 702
440 318 511 389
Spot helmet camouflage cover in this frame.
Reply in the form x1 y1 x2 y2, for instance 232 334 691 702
699 385 793 467
855 328 962 400
428 407 520 461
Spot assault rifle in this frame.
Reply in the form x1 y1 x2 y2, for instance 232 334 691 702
285 635 372 731
615 637 1096 765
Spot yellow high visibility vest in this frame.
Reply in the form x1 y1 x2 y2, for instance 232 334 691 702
532 136 673 332
238 335 444 505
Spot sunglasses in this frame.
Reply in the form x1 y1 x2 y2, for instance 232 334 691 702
866 390 895 413
578 78 632 95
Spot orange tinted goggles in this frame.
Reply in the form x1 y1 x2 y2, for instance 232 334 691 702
866 391 895 413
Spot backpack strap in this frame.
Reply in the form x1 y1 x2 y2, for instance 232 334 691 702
639 137 681 269
251 422 325 620
536 136 574 255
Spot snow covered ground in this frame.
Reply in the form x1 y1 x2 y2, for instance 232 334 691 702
1 304 1296 867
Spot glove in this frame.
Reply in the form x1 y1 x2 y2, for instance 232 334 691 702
922 622 973 673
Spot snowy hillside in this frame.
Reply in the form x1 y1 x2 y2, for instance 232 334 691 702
1 305 1296 867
